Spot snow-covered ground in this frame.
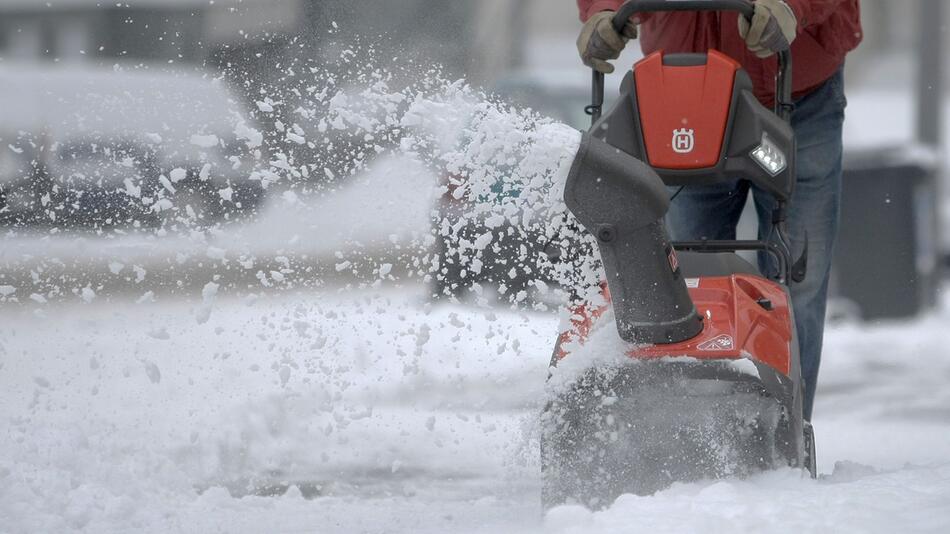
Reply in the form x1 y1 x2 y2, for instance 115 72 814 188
0 288 547 532
2 285 950 533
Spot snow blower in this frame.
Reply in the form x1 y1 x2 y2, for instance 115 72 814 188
541 0 815 509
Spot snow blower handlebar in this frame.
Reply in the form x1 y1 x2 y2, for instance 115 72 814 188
589 0 794 125
584 0 805 286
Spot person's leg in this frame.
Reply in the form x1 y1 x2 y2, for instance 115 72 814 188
752 68 847 421
666 179 750 241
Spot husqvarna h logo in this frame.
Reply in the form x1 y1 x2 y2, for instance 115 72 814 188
672 128 695 154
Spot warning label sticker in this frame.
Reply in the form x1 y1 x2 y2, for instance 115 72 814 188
667 249 679 273
698 334 735 351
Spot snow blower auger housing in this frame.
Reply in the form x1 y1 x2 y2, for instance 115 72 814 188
542 0 815 510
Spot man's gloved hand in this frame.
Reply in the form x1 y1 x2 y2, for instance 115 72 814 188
738 0 797 58
577 11 638 74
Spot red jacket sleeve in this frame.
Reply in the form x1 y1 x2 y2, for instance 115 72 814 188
784 0 847 28
576 0 625 22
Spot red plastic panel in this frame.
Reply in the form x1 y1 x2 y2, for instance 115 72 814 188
633 50 739 170
556 274 793 378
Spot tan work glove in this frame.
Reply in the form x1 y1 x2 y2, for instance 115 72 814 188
738 0 797 58
577 11 638 74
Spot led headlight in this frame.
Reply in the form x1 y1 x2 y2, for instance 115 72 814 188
750 133 787 176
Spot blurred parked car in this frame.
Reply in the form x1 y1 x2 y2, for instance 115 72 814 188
431 70 602 302
0 63 264 229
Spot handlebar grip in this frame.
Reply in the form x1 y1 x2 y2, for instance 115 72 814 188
613 0 754 31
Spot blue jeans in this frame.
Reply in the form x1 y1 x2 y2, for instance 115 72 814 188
667 68 847 421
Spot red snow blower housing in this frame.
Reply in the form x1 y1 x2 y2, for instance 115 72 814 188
542 0 814 509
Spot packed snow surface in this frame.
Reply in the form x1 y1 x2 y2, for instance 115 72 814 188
2 287 950 533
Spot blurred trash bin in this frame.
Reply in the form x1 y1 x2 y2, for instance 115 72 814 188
830 144 941 320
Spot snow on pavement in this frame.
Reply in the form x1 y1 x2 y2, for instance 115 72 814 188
2 287 950 533
545 464 950 534
0 288 550 532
